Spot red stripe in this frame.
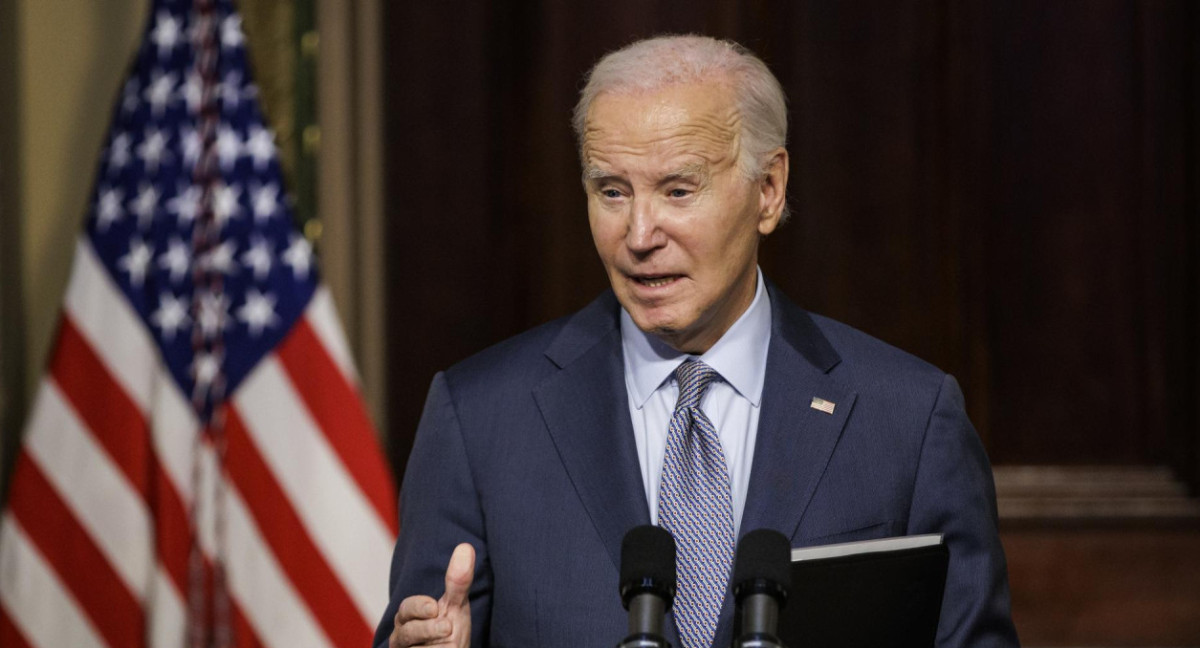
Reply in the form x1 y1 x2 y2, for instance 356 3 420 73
275 320 398 532
49 316 151 497
232 599 265 648
223 407 373 648
151 459 192 591
7 451 145 648
0 608 34 648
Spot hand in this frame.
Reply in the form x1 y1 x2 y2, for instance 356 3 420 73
390 543 475 648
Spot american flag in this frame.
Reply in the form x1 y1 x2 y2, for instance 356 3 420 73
0 1 398 647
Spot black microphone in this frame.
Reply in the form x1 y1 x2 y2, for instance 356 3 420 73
732 529 791 648
617 525 676 648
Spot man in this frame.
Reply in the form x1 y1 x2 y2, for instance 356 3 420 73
374 35 1018 648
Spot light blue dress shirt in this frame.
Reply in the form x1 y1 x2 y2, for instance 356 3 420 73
620 269 772 536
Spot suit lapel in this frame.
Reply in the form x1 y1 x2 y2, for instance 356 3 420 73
532 294 650 572
740 284 857 540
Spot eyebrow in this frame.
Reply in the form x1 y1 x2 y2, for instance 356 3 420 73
660 163 709 185
581 163 710 185
582 165 615 183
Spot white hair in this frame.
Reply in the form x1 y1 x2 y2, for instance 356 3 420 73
572 34 788 183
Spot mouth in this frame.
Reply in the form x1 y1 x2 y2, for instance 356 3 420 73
630 274 682 288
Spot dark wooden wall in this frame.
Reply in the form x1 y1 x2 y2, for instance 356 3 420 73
380 1 1200 643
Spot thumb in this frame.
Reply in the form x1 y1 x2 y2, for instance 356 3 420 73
440 543 475 611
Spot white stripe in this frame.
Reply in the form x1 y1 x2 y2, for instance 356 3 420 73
193 435 220 563
234 357 393 624
223 483 335 648
146 568 187 648
64 238 158 414
0 515 107 648
305 287 359 383
150 372 200 506
24 381 152 601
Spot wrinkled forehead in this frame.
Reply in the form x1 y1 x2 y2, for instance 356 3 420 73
581 81 742 168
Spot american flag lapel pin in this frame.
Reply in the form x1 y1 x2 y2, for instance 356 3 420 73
810 397 836 415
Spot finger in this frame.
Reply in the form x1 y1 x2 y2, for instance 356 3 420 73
440 543 475 611
396 595 440 624
392 616 452 647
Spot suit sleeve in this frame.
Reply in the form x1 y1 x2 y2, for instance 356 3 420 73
908 374 1020 648
372 372 493 648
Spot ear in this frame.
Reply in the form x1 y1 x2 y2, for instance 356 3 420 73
756 147 789 236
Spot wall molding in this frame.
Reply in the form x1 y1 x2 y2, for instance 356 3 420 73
994 465 1200 523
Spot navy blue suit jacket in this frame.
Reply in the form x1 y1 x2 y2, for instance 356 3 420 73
373 284 1018 648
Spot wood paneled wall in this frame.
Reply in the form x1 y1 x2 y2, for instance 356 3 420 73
380 2 1200 643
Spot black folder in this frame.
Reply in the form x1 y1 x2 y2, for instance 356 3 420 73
777 534 949 648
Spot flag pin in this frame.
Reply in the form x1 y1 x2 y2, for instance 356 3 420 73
810 397 836 415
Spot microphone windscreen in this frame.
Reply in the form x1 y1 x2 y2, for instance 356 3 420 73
733 528 792 592
619 525 677 595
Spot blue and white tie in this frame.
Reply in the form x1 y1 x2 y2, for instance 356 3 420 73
657 359 735 648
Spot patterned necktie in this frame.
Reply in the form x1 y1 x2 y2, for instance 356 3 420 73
656 359 736 648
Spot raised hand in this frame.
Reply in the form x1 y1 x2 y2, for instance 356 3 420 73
389 543 475 648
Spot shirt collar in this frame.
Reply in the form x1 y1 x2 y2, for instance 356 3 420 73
620 268 772 408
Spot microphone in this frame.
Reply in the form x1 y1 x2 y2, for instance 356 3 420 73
617 525 676 648
732 529 791 648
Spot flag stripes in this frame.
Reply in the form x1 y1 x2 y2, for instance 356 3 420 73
62 241 160 414
0 606 37 648
0 520 106 648
6 456 145 647
220 483 335 648
146 570 187 648
224 408 372 648
49 318 153 499
276 320 399 534
305 289 360 384
21 382 152 599
234 357 394 619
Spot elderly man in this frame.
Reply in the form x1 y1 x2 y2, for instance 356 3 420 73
374 35 1018 648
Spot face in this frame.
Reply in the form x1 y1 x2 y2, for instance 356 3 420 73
582 81 788 353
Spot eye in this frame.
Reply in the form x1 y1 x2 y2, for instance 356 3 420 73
668 188 692 198
601 188 623 199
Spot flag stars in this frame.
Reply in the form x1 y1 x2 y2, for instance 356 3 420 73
181 72 203 116
238 289 279 337
283 234 313 280
220 71 245 114
118 238 155 288
96 186 125 232
221 14 246 50
151 292 191 341
137 128 171 175
212 183 242 230
158 237 191 283
149 10 184 58
191 350 222 394
250 182 280 222
215 126 242 171
241 237 273 280
244 126 276 171
198 239 238 276
143 70 178 118
197 292 231 339
180 127 201 171
130 183 161 229
108 133 132 172
167 184 202 226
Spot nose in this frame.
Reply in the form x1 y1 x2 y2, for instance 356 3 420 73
625 197 666 255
